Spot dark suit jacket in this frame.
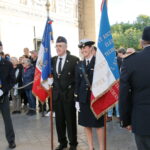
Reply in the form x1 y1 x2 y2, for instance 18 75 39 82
119 46 150 135
117 56 123 70
74 56 95 103
0 59 15 94
52 53 79 102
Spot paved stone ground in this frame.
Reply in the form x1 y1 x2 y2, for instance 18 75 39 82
0 112 137 150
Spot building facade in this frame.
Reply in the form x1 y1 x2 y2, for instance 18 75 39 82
0 0 99 57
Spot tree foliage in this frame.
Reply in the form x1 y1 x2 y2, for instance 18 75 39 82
111 15 150 50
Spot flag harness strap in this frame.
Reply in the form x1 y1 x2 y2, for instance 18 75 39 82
81 62 91 88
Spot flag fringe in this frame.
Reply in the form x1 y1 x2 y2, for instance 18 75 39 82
91 101 118 120
90 80 119 119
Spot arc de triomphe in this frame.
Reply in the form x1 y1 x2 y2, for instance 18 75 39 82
0 0 99 56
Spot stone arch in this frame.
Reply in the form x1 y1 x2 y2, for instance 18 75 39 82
78 0 96 41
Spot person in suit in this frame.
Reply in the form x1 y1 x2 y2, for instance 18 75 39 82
74 39 104 150
0 51 16 149
52 36 79 150
119 26 150 150
107 48 126 122
117 48 126 70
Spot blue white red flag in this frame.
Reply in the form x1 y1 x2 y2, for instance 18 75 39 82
91 0 120 119
32 18 53 102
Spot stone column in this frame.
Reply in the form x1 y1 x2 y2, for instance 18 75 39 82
78 0 96 41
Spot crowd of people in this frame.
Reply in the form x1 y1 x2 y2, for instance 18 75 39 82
0 26 150 150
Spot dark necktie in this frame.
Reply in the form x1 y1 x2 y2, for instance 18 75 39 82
58 58 62 74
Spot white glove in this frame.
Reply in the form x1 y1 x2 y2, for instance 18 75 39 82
75 102 80 112
0 89 3 97
48 78 53 86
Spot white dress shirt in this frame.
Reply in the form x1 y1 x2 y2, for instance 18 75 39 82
56 53 67 74
85 55 93 66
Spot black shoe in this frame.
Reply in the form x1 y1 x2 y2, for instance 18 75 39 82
69 146 77 150
55 144 67 150
16 111 21 114
9 142 16 149
29 110 36 116
12 111 17 114
26 110 36 116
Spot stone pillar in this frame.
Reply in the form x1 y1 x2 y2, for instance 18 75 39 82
78 0 96 41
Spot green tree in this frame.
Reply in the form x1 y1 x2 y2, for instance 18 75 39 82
135 15 150 30
123 28 141 49
111 14 150 50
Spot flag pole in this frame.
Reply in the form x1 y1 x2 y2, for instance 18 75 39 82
104 1 108 150
104 113 107 150
105 1 108 149
45 1 54 150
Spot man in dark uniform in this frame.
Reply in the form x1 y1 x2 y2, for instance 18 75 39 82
52 36 79 150
119 26 150 150
107 48 126 122
0 45 16 149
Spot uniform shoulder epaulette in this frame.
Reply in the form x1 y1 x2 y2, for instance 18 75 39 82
124 52 136 59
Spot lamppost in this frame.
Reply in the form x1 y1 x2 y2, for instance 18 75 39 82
45 0 50 18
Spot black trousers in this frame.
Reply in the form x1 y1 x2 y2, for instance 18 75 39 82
0 95 15 144
135 134 150 150
54 99 77 147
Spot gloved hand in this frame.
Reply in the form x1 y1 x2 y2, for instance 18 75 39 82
75 102 80 112
0 89 3 97
48 78 53 86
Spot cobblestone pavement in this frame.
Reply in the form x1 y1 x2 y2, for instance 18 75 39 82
0 112 137 150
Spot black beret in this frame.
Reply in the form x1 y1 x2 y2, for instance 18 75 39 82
56 36 67 44
142 26 150 41
78 39 95 48
0 41 2 46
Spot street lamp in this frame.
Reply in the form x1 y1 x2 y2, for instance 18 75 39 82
45 0 50 18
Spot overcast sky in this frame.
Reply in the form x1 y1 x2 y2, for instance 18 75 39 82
107 0 150 25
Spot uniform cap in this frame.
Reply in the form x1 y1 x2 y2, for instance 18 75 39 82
78 39 95 48
56 36 67 44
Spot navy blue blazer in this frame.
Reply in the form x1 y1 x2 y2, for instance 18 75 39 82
119 46 150 135
0 58 15 94
75 56 95 103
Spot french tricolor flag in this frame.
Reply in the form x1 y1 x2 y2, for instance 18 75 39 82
90 0 120 119
32 18 53 103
